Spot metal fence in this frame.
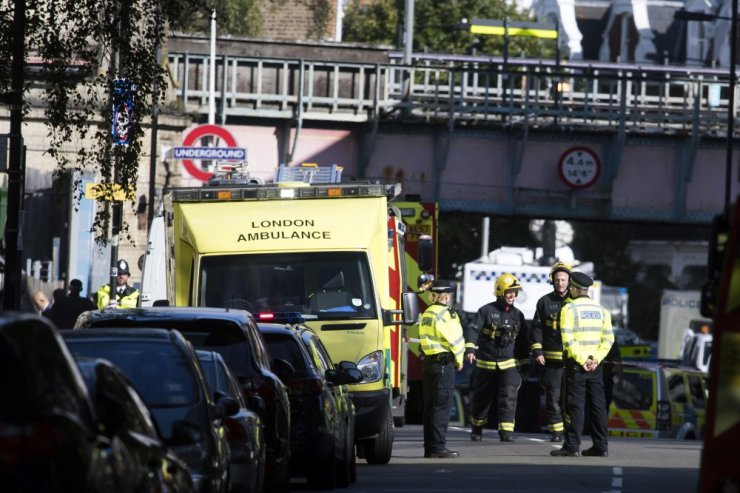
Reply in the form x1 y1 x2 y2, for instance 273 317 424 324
167 51 736 135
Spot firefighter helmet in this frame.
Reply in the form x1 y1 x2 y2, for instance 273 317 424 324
494 273 522 297
550 261 572 282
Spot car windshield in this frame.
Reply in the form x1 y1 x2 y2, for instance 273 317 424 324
199 251 377 320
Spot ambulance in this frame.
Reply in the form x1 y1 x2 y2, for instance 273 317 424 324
141 163 419 464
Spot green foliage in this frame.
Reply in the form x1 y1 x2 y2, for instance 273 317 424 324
343 0 400 46
343 0 555 59
167 0 262 37
0 0 180 245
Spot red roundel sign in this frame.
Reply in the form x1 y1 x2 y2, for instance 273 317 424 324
558 146 601 189
174 124 246 182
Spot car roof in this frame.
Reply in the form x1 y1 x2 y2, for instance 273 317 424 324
77 307 254 327
620 359 707 373
62 327 178 342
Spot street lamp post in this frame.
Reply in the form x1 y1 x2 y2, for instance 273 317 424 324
675 6 738 211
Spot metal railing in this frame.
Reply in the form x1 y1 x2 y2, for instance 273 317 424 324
167 51 737 135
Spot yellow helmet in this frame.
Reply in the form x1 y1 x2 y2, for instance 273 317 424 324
550 261 572 281
494 273 522 297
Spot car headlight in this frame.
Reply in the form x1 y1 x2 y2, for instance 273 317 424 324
357 350 383 383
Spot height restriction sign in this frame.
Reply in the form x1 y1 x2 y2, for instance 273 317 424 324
558 146 601 189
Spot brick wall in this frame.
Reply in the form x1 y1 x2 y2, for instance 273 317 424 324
258 0 337 41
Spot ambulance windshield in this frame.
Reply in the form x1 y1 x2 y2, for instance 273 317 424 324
199 251 377 320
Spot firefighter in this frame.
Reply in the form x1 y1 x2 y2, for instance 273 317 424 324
96 259 140 310
419 280 465 459
466 273 529 442
551 271 614 457
530 260 572 442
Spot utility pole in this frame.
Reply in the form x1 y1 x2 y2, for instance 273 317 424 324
402 0 414 117
3 0 26 310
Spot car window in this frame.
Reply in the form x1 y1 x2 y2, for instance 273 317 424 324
668 372 687 404
303 331 333 373
613 369 654 411
688 374 706 408
246 320 272 369
219 358 248 407
1 324 93 424
65 340 199 408
262 332 310 376
99 366 159 438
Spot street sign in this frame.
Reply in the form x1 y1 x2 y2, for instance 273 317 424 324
84 182 135 201
558 146 601 189
174 124 247 182
112 79 136 146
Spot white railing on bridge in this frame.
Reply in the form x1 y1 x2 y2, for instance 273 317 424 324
167 51 737 135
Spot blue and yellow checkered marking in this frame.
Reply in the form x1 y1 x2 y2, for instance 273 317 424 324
471 270 550 284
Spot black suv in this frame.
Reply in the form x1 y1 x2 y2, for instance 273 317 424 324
62 328 238 493
258 319 362 490
75 307 292 493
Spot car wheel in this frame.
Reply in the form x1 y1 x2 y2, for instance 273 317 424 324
336 434 352 488
307 443 336 490
363 407 393 465
349 444 357 483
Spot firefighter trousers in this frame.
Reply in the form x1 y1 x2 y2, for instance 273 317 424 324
422 356 455 453
563 361 609 452
469 366 521 433
538 362 564 434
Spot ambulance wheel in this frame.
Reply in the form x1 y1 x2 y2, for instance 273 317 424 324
364 408 393 464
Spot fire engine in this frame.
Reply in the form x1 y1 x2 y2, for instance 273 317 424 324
140 163 419 464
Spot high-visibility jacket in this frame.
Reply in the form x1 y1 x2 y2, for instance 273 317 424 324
419 303 466 368
559 295 614 366
96 284 140 310
465 299 528 371
530 291 570 362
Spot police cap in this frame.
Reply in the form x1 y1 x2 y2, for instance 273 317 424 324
430 280 453 294
117 259 130 275
570 271 593 289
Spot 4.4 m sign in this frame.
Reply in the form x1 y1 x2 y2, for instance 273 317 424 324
558 146 601 189
174 124 246 181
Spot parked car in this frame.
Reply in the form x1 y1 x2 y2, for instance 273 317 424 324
61 328 238 493
0 313 129 492
75 357 195 492
607 359 709 440
257 318 362 490
75 307 292 493
196 349 266 493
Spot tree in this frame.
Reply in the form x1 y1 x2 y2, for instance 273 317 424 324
343 0 555 58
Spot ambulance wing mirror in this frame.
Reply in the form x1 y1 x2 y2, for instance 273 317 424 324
418 235 434 273
382 292 420 326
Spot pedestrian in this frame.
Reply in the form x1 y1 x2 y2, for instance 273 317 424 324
54 279 97 328
419 280 465 459
42 288 66 325
96 259 140 310
466 273 529 442
529 261 572 442
31 290 51 315
551 271 614 457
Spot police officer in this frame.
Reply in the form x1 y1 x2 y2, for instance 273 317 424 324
551 271 614 457
530 261 572 442
466 273 529 442
96 259 140 310
420 280 465 459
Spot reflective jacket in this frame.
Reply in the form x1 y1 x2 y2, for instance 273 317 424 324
419 303 466 368
465 299 528 371
530 291 570 362
559 295 614 365
96 284 140 310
